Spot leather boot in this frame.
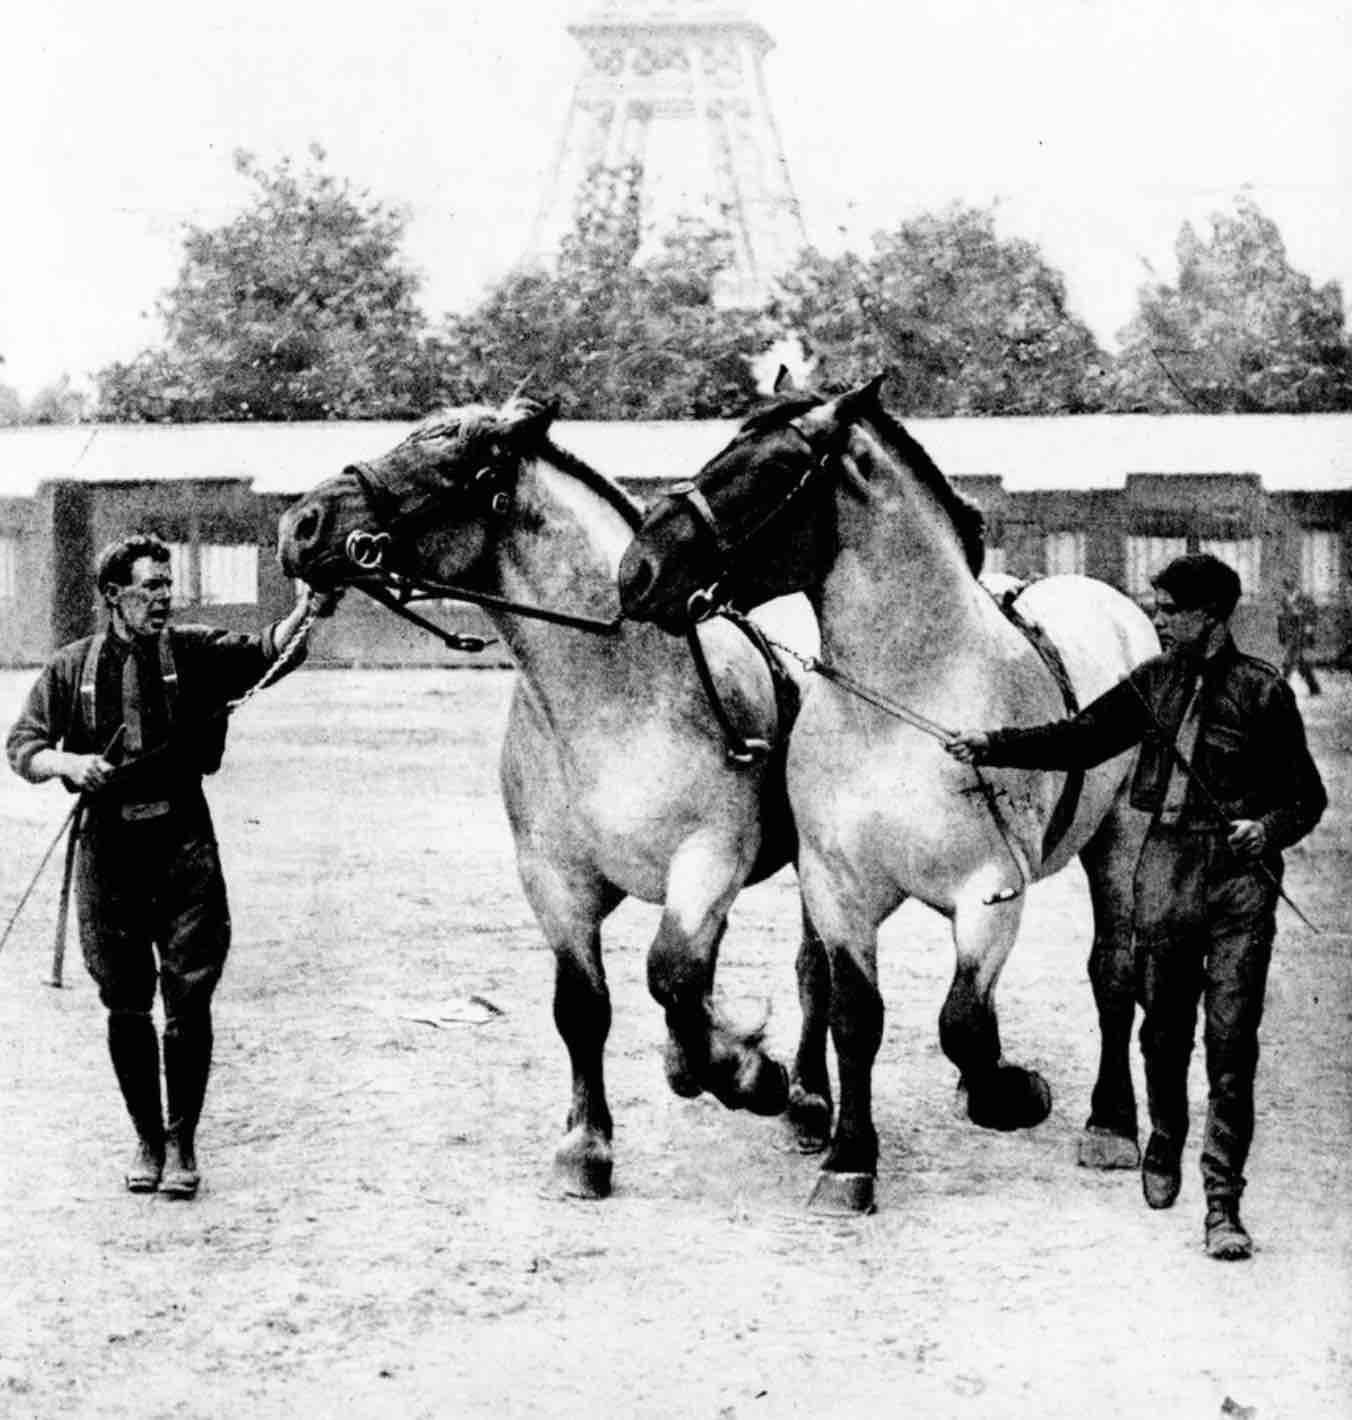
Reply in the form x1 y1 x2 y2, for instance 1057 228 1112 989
1205 1199 1253 1260
161 1014 212 1199
107 1012 164 1193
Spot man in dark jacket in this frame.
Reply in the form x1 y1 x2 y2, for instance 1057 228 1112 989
7 534 338 1198
945 553 1325 1260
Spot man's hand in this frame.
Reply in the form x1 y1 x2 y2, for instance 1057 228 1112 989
1227 818 1268 859
62 753 115 793
305 586 345 620
943 732 992 765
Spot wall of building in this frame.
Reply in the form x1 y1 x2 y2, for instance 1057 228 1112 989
2 448 1348 670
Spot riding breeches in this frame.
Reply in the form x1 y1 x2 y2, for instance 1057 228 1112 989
76 806 231 1020
1131 825 1278 1202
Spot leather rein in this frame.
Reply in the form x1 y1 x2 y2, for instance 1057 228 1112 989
340 455 625 644
338 447 782 768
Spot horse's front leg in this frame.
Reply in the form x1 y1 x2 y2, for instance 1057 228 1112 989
647 832 788 1117
941 891 1052 1131
786 900 833 1153
518 859 624 1199
806 923 884 1215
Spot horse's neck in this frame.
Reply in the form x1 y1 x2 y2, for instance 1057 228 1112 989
818 436 999 693
481 457 677 705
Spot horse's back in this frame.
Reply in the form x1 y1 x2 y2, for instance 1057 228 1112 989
1010 575 1158 701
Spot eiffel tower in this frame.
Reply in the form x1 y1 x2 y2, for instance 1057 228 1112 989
529 0 808 306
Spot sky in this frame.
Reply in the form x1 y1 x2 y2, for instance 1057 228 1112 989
3 0 1349 400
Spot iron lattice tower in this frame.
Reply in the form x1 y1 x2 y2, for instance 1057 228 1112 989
529 0 807 306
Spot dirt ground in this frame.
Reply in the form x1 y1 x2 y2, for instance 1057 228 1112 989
1 663 1349 1420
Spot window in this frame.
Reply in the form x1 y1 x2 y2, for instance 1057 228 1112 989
0 533 17 599
1044 531 1086 578
1199 538 1260 601
983 546 1007 576
1300 530 1341 605
166 542 194 605
199 543 259 605
1124 536 1187 598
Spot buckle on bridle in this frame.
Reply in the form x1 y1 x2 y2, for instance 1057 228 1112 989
685 587 722 623
346 529 391 571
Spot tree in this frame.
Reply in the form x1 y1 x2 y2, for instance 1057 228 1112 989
1111 196 1352 412
0 383 23 426
26 375 89 424
94 147 441 421
437 164 770 418
776 204 1109 414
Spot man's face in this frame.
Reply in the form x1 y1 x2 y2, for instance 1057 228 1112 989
108 556 173 639
1152 592 1214 655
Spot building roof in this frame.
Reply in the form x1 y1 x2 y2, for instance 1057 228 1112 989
0 412 1349 501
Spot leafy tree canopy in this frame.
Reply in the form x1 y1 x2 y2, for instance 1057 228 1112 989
776 204 1109 415
1111 196 1352 412
437 164 770 419
94 146 440 421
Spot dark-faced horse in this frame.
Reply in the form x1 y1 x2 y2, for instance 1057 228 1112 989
618 378 1159 1212
277 397 829 1198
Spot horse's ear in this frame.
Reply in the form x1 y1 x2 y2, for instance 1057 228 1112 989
772 364 796 394
504 395 560 441
836 372 887 422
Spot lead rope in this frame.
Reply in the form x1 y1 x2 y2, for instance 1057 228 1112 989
754 627 1029 904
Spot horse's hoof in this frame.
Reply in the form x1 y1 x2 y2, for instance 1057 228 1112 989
744 1056 790 1117
1077 1125 1140 1170
807 1171 877 1216
967 1064 1053 1131
786 1085 831 1154
662 1039 704 1099
553 1132 613 1200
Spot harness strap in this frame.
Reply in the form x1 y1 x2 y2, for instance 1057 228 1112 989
683 616 779 768
989 583 1084 864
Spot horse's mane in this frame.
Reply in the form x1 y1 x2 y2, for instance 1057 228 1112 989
737 392 986 576
539 437 644 531
397 406 644 531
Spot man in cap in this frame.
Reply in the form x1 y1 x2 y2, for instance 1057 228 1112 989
7 534 339 1199
945 553 1325 1260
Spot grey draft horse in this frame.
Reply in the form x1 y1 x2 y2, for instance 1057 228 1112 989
618 377 1159 1212
277 397 830 1198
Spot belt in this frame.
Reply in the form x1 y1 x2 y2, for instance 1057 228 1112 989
120 800 172 821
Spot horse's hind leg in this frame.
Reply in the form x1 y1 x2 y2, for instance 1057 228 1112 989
787 901 832 1152
940 894 1053 1131
647 834 788 1117
1076 805 1145 1169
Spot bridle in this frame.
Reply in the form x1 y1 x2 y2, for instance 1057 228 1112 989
668 418 838 623
337 443 624 641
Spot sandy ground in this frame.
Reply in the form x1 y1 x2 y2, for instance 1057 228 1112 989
0 665 1349 1420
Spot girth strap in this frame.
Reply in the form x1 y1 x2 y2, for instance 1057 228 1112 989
990 583 1083 863
684 609 799 768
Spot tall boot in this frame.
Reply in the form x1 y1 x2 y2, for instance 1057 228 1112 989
161 1012 212 1199
107 1012 164 1193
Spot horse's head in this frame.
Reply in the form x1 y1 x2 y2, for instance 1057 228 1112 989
277 396 560 587
618 377 894 633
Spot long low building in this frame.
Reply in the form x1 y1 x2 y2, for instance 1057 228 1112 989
1 413 1349 667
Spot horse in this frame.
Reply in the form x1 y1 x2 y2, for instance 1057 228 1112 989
276 396 831 1199
617 376 1160 1213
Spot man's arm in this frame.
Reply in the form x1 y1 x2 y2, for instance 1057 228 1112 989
945 670 1152 771
1256 679 1327 852
5 655 112 792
